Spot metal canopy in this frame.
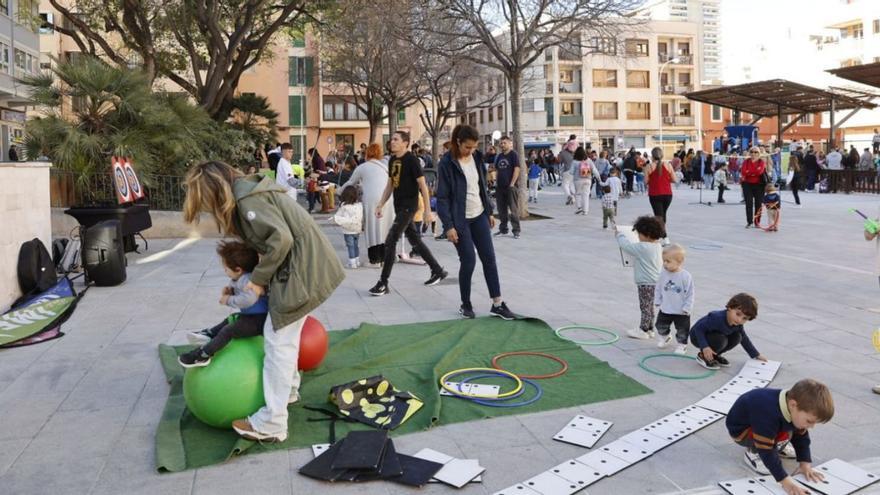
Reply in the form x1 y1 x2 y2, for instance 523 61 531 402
827 62 880 89
684 79 876 117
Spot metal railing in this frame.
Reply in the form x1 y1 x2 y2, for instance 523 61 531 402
559 114 584 126
50 169 186 210
820 170 880 194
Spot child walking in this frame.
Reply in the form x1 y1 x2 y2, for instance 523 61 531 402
600 168 623 212
180 241 269 367
690 293 767 369
654 244 694 354
333 186 364 268
528 160 542 203
601 186 616 229
714 163 728 203
615 215 665 340
762 184 781 231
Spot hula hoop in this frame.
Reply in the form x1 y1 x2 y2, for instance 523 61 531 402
462 374 544 408
439 367 523 399
555 325 620 346
689 243 723 250
639 353 716 380
491 351 568 379
753 205 781 232
453 373 526 401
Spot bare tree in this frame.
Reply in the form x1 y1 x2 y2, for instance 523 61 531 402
414 0 643 214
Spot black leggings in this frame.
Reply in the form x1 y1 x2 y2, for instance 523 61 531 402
624 170 635 192
203 313 267 356
689 331 742 356
790 175 801 205
743 183 765 225
380 207 443 283
649 194 672 225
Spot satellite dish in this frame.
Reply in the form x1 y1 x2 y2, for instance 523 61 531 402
491 130 502 141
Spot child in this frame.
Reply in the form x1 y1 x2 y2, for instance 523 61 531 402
762 184 781 231
180 241 269 368
615 216 665 340
601 185 615 229
654 244 694 354
727 379 834 494
333 186 364 268
689 293 767 369
714 163 728 203
528 160 542 203
600 168 623 213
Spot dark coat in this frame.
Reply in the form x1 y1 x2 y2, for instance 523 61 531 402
435 150 494 234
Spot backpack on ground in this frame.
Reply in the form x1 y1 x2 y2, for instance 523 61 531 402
13 238 58 308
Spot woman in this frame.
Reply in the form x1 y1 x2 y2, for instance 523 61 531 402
571 147 599 215
740 147 767 228
183 161 344 442
436 124 515 320
339 143 395 266
645 147 677 225
691 150 703 189
788 154 802 206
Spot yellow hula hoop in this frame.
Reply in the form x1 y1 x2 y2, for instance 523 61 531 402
439 367 523 399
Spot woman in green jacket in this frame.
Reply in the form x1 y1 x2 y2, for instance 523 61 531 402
184 161 344 442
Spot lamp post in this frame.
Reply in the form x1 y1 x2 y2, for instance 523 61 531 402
658 57 681 153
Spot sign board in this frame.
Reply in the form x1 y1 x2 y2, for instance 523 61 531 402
122 159 145 200
110 156 144 204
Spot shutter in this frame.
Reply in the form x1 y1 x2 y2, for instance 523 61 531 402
288 57 297 86
289 96 305 126
305 57 314 87
397 108 405 124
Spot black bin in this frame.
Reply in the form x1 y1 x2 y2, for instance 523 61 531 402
82 220 127 286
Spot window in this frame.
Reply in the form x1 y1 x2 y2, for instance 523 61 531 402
591 37 616 55
468 112 476 126
397 108 406 124
0 43 9 73
488 106 494 122
559 69 574 83
521 98 543 112
678 102 691 116
291 36 306 48
711 105 722 122
322 96 366 121
677 42 691 55
479 109 484 124
626 70 649 88
593 69 617 88
781 114 791 124
39 12 53 33
497 105 503 120
626 102 650 120
677 72 691 87
625 39 649 57
289 95 306 126
593 102 618 120
561 101 581 115
0 0 7 16
658 41 668 57
798 114 814 125
288 57 314 86
289 135 304 162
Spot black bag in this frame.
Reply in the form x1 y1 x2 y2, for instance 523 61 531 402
13 238 58 307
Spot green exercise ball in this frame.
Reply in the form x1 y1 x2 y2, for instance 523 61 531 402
183 336 266 429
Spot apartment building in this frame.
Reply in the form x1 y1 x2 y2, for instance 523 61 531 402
645 0 720 83
0 0 40 160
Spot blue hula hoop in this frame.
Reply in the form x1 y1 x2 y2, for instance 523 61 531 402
461 373 543 408
454 373 526 401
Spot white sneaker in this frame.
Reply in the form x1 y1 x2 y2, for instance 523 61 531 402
656 333 673 348
346 260 358 269
627 329 654 340
778 441 796 459
743 450 771 475
673 343 688 355
288 390 300 405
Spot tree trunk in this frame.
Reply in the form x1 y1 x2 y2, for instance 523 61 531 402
388 100 399 135
509 73 529 217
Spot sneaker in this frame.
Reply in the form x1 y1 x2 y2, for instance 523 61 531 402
435 233 448 240
603 224 608 229
489 301 516 320
745 223 752 229
714 355 731 367
873 385 880 395
346 261 358 269
574 209 584 215
424 270 447 286
369 281 389 296
673 343 688 355
743 450 771 475
409 250 421 258
626 329 654 340
494 231 508 237
232 418 287 443
178 348 212 368
513 233 520 239
288 390 301 405
778 441 796 459
656 333 673 349
459 304 476 319
187 328 214 345
696 353 721 370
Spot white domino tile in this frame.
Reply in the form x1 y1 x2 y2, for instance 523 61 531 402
795 458 877 495
718 477 779 495
548 459 604 487
310 443 330 457
521 471 586 495
575 449 632 476
439 381 501 398
552 415 613 448
695 394 736 415
616 430 672 454
596 439 652 464
493 484 544 495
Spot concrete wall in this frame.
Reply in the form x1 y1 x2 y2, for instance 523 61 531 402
1 162 52 312
51 208 224 241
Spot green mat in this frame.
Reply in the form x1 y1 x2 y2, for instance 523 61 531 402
155 317 651 472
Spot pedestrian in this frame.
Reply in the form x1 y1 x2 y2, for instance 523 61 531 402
333 186 364 268
527 159 541 203
654 243 694 354
645 147 677 226
873 128 880 154
339 144 395 266
368 131 447 296
714 162 728 203
493 136 521 238
274 143 298 202
761 184 781 232
741 147 767 229
572 147 599 215
182 161 344 443
436 124 516 320
601 185 616 229
615 215 665 340
8 145 18 162
623 148 638 196
559 139 577 205
787 154 801 206
859 148 874 170
600 168 623 214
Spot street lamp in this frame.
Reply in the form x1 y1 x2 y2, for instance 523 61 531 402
658 57 681 153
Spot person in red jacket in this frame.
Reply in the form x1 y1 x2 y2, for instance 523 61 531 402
741 147 767 228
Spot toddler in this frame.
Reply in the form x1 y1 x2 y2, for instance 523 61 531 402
528 160 542 202
690 293 767 369
600 168 623 213
180 241 269 368
601 185 615 229
615 216 665 340
654 244 694 354
714 163 728 203
333 186 364 268
762 184 781 231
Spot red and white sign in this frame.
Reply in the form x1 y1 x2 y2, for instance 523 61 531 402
111 157 133 204
122 159 145 200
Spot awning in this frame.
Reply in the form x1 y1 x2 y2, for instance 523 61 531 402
651 135 689 141
685 79 875 116
827 62 880 89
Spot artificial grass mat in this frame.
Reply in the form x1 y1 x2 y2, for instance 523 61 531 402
155 317 651 472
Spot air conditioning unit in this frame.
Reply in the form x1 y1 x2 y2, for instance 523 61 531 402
663 116 675 124
663 85 674 92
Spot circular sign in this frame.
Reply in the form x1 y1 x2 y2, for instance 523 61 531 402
124 165 141 196
114 165 129 198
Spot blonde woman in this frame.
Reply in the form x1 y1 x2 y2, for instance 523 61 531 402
183 161 344 442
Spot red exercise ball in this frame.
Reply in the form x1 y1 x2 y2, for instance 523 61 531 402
298 316 328 371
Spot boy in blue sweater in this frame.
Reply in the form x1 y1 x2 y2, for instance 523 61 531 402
727 379 834 495
690 293 766 370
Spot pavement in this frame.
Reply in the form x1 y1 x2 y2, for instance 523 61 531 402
1 183 880 495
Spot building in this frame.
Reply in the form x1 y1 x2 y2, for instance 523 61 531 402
0 0 40 161
467 19 703 157
645 0 720 83
699 103 839 152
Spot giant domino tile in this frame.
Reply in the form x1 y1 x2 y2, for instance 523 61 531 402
492 360 782 495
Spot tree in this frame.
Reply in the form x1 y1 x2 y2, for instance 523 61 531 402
228 93 279 150
414 0 643 214
45 0 313 120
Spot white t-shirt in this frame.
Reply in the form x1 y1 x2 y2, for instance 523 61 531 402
460 154 483 219
276 157 294 189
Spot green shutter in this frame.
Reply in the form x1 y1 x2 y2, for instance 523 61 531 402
292 37 305 48
305 57 314 87
289 96 306 126
288 57 297 87
397 108 405 124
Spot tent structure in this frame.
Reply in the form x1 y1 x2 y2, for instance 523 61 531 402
685 79 877 148
827 61 880 89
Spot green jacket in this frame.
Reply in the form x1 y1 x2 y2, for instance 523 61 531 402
233 175 344 330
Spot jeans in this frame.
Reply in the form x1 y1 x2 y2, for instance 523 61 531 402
655 311 690 345
453 213 501 306
528 179 539 200
806 170 817 190
561 172 575 201
574 179 591 212
623 170 635 192
248 314 307 436
203 313 267 356
649 194 672 225
343 234 359 259
495 187 521 234
717 184 727 202
743 183 765 225
380 207 443 283
703 173 713 190
689 330 742 357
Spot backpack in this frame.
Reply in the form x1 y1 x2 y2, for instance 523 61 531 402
13 238 57 307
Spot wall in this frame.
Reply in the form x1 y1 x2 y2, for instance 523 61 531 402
0 162 51 312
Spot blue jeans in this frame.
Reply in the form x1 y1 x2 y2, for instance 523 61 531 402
453 213 501 306
344 234 359 259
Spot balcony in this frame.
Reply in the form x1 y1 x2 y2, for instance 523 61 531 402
658 53 692 64
673 116 694 126
674 85 693 95
660 85 692 95
559 114 584 126
559 49 582 62
558 82 582 94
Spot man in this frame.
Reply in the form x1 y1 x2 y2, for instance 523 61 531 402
369 131 447 296
484 145 497 173
873 129 880 154
8 145 18 162
860 147 874 170
493 136 521 239
274 143 298 201
826 148 843 170
266 143 281 172
559 138 577 203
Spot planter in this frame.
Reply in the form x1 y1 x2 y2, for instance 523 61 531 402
64 203 152 252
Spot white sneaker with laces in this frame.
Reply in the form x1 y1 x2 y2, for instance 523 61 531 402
627 329 654 340
743 450 771 475
656 333 673 348
673 343 688 355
